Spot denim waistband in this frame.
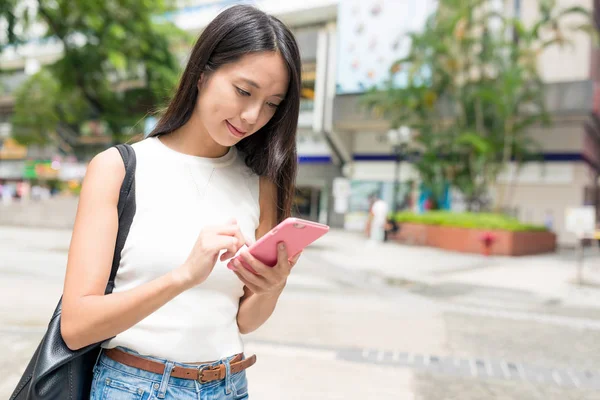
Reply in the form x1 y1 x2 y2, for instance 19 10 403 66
97 346 242 390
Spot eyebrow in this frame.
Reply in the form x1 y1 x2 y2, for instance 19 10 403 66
240 78 286 99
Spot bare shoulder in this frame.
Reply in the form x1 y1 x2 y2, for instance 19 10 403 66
82 147 125 200
87 147 125 180
72 147 126 224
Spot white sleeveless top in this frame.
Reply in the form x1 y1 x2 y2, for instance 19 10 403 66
102 136 260 362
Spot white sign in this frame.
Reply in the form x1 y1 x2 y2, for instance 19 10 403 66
334 196 349 214
333 177 351 214
565 206 597 238
333 177 351 198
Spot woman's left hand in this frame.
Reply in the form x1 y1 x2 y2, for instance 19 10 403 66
231 243 301 296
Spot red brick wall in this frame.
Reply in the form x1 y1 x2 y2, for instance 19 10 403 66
393 223 556 256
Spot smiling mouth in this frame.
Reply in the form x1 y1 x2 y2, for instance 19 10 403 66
226 121 246 137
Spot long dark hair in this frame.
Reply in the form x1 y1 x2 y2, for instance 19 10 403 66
149 5 301 223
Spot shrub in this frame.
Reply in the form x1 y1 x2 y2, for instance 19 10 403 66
392 211 547 232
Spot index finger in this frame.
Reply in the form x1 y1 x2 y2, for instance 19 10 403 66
233 226 250 249
215 225 246 246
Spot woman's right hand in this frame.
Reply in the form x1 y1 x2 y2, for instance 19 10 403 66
174 218 246 287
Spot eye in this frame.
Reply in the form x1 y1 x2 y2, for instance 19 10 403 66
267 102 280 109
236 87 250 96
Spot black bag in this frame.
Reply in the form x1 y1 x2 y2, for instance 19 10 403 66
10 144 137 400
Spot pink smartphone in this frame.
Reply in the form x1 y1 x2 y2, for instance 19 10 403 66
228 217 329 270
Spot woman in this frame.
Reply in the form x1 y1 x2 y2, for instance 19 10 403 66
60 5 302 399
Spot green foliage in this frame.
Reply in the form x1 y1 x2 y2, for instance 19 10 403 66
361 0 592 211
2 0 189 156
393 211 547 232
0 0 32 51
11 69 90 146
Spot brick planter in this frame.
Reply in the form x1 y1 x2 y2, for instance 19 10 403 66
392 223 556 256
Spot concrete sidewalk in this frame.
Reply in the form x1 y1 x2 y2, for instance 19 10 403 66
3 197 600 309
307 229 600 310
3 225 600 399
0 197 77 229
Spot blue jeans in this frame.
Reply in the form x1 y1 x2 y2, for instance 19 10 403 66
90 347 249 400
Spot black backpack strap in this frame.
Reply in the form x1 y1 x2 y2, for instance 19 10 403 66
105 144 137 294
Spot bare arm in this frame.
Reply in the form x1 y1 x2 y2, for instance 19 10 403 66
236 177 283 334
60 149 193 350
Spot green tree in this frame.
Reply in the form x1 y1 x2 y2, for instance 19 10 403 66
1 0 188 158
0 0 31 53
362 0 591 211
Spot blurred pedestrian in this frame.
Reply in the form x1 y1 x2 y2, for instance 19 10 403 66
368 193 388 244
31 185 40 201
42 185 51 200
56 5 302 400
2 184 14 205
544 209 554 231
365 194 376 238
384 217 399 242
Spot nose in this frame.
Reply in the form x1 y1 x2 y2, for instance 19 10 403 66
240 102 261 126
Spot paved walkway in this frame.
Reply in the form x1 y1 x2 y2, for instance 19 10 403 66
310 229 600 310
0 196 77 229
2 223 600 399
2 197 600 309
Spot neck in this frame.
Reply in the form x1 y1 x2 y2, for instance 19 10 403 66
160 112 229 158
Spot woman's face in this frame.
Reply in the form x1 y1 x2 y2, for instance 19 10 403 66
195 51 290 147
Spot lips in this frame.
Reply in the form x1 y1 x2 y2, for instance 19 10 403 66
226 121 246 138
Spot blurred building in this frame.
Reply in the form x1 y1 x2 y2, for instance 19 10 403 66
331 0 597 246
1 0 597 245
498 0 598 245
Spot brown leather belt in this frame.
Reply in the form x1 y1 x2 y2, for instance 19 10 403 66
104 348 257 383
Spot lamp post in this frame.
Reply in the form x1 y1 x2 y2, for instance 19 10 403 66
387 126 412 213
